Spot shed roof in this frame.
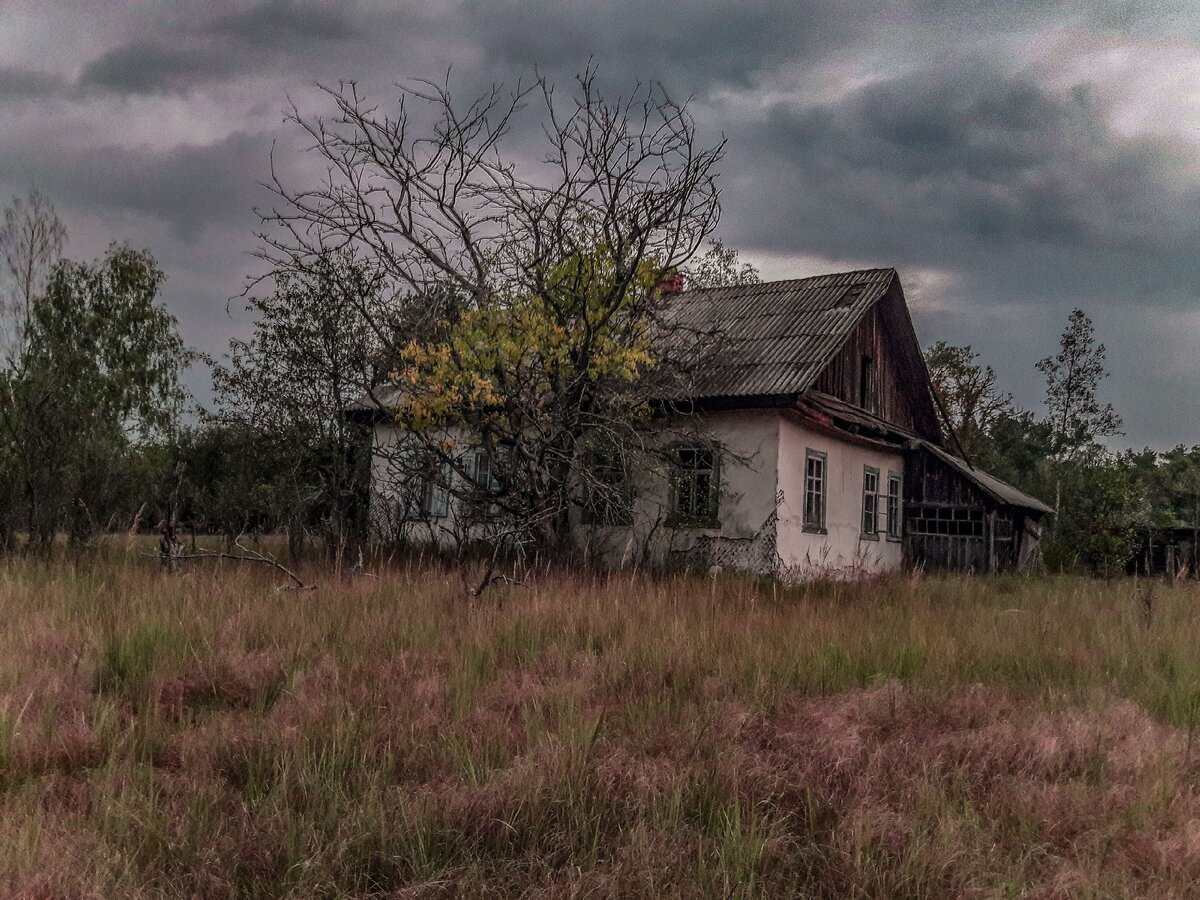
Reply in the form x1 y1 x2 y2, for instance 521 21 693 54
914 439 1056 516
662 267 897 400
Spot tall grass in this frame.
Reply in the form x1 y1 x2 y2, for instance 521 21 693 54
2 546 1200 896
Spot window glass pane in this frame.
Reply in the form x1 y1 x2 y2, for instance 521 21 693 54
671 444 718 524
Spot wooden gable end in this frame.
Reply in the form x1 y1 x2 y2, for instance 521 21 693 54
809 277 942 443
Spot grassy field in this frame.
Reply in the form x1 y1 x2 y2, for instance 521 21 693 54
3 548 1200 897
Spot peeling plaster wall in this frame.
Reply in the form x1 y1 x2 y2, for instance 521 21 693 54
575 408 782 575
775 416 904 577
369 408 905 580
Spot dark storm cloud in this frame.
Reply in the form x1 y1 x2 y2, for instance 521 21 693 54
467 0 870 92
4 130 273 240
0 66 68 100
726 60 1200 304
79 41 245 95
210 0 360 46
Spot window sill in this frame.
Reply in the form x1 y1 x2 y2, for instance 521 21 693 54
802 525 828 535
885 535 902 543
859 532 880 542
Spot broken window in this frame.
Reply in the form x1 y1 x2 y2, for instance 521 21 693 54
669 444 720 527
418 455 451 519
471 450 503 518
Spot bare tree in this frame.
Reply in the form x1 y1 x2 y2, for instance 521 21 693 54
0 189 67 365
683 238 760 289
255 68 725 556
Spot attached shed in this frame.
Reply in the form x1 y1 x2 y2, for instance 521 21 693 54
904 440 1054 573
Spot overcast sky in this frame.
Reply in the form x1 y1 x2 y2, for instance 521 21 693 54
2 1 1197 447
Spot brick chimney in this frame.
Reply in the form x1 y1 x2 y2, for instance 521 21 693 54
656 272 685 295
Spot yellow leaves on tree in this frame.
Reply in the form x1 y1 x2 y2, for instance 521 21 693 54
392 253 659 431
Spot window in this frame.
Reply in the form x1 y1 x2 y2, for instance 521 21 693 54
886 471 902 539
859 354 873 409
419 457 451 519
581 449 633 526
405 451 449 520
472 451 502 518
907 506 984 537
862 466 879 537
803 449 827 532
669 444 719 527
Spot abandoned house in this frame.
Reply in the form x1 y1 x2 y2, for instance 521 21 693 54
359 267 1053 578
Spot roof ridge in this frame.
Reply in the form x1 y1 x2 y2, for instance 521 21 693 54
680 266 896 295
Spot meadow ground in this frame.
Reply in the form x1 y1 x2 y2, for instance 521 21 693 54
3 546 1200 898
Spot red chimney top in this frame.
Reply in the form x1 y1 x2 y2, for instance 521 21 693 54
657 272 685 295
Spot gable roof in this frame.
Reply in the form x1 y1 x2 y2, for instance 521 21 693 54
662 267 897 400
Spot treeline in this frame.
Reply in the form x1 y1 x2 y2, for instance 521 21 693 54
1 69 1195 577
0 192 375 558
927 312 1198 576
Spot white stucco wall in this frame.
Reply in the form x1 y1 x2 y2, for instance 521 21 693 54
775 416 904 577
368 408 906 579
369 423 479 549
578 408 781 572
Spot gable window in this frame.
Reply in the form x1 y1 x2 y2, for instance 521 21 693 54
859 354 873 409
862 466 879 537
803 449 827 532
668 444 719 527
886 471 902 539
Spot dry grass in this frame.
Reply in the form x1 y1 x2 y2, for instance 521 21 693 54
2 546 1200 897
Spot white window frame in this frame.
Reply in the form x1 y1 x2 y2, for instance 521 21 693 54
862 466 880 538
886 470 902 540
803 448 827 533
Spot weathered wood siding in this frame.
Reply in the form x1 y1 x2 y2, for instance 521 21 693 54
810 285 942 442
902 447 1027 573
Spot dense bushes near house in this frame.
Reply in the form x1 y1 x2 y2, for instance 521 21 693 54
3 548 1200 897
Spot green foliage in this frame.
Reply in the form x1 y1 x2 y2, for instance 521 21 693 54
1036 308 1122 455
213 249 379 551
1041 453 1142 576
0 245 190 544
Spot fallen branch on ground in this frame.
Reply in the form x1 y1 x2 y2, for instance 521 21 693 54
146 536 316 591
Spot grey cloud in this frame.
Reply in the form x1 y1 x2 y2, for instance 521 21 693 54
210 0 360 47
3 131 273 241
724 60 1200 304
79 41 244 95
0 66 69 100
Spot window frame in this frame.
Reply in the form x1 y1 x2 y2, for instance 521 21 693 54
886 470 902 541
859 354 873 409
802 448 828 534
580 447 634 527
471 450 503 519
667 442 721 529
418 457 451 520
861 465 880 539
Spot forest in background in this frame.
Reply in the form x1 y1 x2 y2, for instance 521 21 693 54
1 70 1197 577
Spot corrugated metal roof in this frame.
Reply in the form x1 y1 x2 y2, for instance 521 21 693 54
661 267 897 400
351 267 898 413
